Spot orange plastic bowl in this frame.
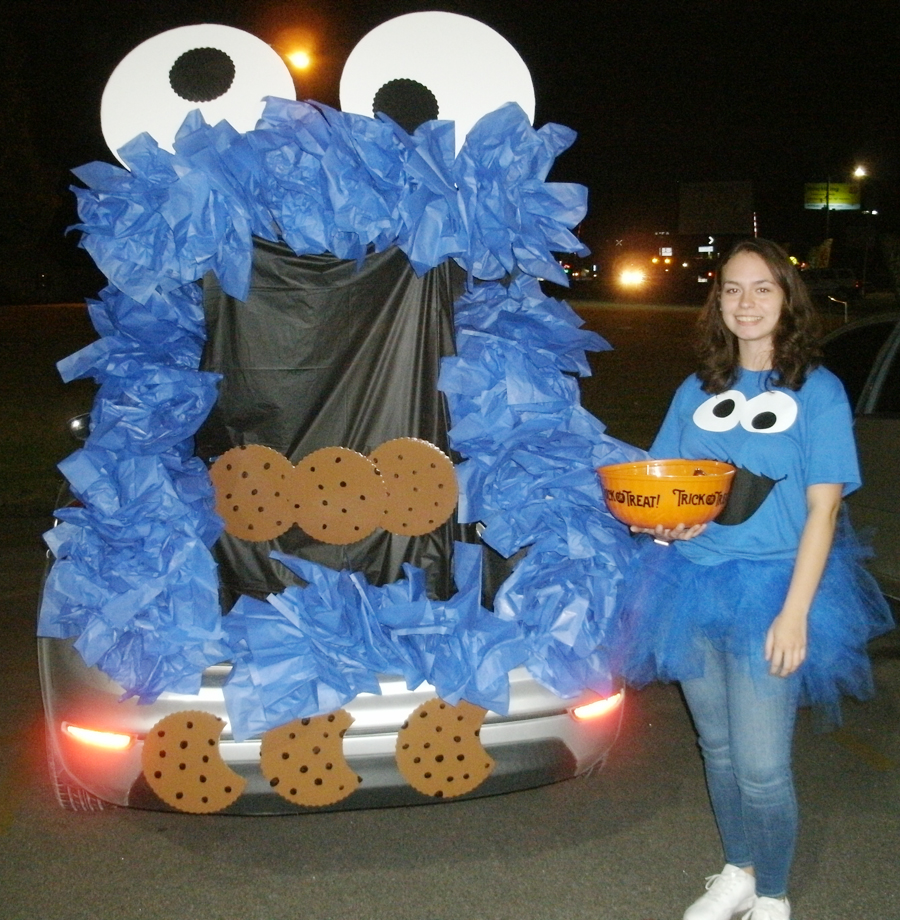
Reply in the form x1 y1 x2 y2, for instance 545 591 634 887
597 459 736 529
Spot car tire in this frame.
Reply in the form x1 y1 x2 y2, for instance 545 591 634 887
45 730 109 812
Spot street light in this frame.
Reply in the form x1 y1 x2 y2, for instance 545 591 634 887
854 165 873 291
820 166 866 260
286 49 312 71
270 25 318 79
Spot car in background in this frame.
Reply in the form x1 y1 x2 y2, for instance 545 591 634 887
820 312 900 599
558 257 599 283
801 267 861 304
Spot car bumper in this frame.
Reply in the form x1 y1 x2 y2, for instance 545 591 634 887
39 637 624 813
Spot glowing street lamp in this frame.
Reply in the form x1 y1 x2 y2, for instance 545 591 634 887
853 164 868 213
286 49 312 71
818 166 866 242
270 24 318 77
854 165 873 290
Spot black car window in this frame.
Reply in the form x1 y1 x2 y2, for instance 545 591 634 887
821 321 895 409
873 340 900 415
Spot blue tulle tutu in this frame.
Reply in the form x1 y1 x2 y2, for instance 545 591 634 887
612 515 894 709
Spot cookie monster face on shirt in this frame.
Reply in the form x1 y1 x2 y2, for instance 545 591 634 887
653 367 859 561
690 386 798 526
692 389 799 435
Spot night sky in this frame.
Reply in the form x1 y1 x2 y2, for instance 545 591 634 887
4 0 900 294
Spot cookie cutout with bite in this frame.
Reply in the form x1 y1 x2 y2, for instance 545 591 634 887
260 711 361 807
141 711 245 813
395 698 494 798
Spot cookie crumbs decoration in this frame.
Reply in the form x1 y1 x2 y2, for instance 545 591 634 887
260 711 361 807
141 711 245 813
369 438 458 536
209 444 295 542
291 447 388 545
395 698 494 798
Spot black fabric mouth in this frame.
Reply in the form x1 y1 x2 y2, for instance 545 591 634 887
716 465 783 526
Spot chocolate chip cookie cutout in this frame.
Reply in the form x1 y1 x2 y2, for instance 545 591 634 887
209 444 294 542
368 438 458 536
395 698 494 798
260 711 361 807
291 446 388 544
141 711 245 813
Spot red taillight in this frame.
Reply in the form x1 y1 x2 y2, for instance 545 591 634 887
571 691 624 721
63 723 134 751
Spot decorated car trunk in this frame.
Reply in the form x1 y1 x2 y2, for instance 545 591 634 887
38 13 642 813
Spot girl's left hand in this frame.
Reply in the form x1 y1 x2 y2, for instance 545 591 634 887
765 611 808 677
629 522 707 543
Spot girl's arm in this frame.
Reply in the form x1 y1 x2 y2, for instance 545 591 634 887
765 482 844 677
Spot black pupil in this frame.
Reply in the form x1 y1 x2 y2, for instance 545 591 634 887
751 412 778 430
372 78 439 133
169 47 236 103
713 399 736 418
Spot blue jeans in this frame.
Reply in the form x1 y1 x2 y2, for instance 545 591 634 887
680 638 801 899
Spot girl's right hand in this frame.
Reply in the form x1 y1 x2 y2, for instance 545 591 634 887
629 522 707 544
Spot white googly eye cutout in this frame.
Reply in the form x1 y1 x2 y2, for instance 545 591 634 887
693 390 746 432
740 391 798 434
339 12 535 155
101 24 296 166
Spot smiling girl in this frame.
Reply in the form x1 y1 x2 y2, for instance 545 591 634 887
614 238 893 920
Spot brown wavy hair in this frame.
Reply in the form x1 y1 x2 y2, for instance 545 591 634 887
696 238 822 393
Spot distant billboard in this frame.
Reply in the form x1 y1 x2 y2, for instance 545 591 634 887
678 181 754 235
804 182 860 210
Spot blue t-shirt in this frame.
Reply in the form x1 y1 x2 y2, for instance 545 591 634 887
651 366 860 564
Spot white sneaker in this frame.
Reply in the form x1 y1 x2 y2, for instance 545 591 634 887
742 896 791 920
683 864 757 920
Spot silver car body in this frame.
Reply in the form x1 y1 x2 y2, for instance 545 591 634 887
39 626 624 813
822 311 900 599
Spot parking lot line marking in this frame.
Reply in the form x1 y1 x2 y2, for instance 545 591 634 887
831 727 896 772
